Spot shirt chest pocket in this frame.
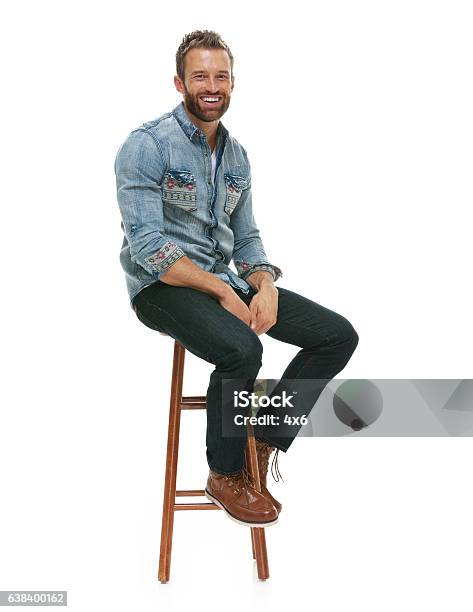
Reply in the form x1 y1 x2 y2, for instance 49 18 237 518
224 174 249 216
162 170 197 212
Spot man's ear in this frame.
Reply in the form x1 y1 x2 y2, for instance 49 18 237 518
230 75 235 92
174 75 184 94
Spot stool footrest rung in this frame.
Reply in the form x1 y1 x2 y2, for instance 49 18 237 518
180 396 206 410
176 489 206 497
174 502 221 510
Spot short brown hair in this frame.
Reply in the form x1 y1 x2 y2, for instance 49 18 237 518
176 30 234 80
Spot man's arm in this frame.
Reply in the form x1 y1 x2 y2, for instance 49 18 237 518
228 161 281 334
156 255 230 299
245 270 276 291
158 256 253 329
115 128 229 299
230 167 283 288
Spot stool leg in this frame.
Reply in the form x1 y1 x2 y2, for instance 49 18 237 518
245 427 270 580
250 529 256 559
158 341 186 583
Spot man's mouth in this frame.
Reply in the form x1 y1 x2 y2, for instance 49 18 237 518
199 95 223 106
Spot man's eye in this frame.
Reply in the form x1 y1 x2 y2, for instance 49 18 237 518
194 75 205 80
217 74 229 80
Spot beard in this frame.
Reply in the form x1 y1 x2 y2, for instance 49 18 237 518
182 85 231 122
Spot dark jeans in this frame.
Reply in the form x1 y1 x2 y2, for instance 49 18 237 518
132 282 359 475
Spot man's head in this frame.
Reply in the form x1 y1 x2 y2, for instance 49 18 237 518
174 30 234 124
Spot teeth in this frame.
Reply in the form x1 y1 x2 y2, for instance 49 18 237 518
202 97 220 102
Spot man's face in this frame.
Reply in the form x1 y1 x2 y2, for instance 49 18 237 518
174 48 234 123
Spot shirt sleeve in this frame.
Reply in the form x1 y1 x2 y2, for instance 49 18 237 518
115 129 186 278
230 165 283 283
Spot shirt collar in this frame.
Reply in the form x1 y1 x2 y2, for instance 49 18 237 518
172 101 229 144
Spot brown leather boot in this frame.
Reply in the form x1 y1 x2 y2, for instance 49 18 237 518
255 438 283 514
205 467 279 527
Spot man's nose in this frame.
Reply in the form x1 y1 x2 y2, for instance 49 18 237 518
205 77 219 92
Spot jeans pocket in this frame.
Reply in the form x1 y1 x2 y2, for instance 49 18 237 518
224 174 248 216
162 170 197 212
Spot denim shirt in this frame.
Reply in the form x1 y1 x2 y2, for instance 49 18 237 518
114 102 282 309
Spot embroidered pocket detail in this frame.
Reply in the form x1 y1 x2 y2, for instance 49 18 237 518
162 170 197 211
224 174 248 215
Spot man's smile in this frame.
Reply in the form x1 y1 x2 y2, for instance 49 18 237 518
199 95 223 107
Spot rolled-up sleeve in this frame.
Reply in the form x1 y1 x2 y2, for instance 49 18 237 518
115 129 186 278
230 168 283 283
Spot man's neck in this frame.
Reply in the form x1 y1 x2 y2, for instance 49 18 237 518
183 104 219 152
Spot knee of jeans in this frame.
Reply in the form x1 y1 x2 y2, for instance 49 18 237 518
220 334 263 373
339 319 359 350
351 327 360 348
238 335 263 369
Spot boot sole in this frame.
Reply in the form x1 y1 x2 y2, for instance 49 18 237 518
205 489 279 528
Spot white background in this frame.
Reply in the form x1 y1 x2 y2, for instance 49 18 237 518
1 0 472 610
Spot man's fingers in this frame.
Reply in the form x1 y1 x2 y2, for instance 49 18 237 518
252 315 266 333
249 303 260 330
248 297 277 335
254 317 277 335
253 317 269 335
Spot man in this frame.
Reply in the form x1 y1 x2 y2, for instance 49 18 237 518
115 30 359 528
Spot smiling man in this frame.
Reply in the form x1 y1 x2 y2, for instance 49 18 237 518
115 30 359 528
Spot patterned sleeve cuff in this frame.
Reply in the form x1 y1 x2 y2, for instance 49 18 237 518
235 261 283 282
144 240 185 275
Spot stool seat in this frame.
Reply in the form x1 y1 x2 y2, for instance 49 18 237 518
158 338 270 582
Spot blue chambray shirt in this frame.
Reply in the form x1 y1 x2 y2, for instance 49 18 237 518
114 102 282 309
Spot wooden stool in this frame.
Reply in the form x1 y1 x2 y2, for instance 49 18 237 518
158 337 270 582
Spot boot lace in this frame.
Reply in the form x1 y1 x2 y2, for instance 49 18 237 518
257 440 284 483
224 467 256 494
270 448 284 483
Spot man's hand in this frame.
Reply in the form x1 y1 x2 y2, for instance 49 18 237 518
248 284 279 335
218 287 252 326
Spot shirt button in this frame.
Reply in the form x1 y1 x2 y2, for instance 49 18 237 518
208 180 211 185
